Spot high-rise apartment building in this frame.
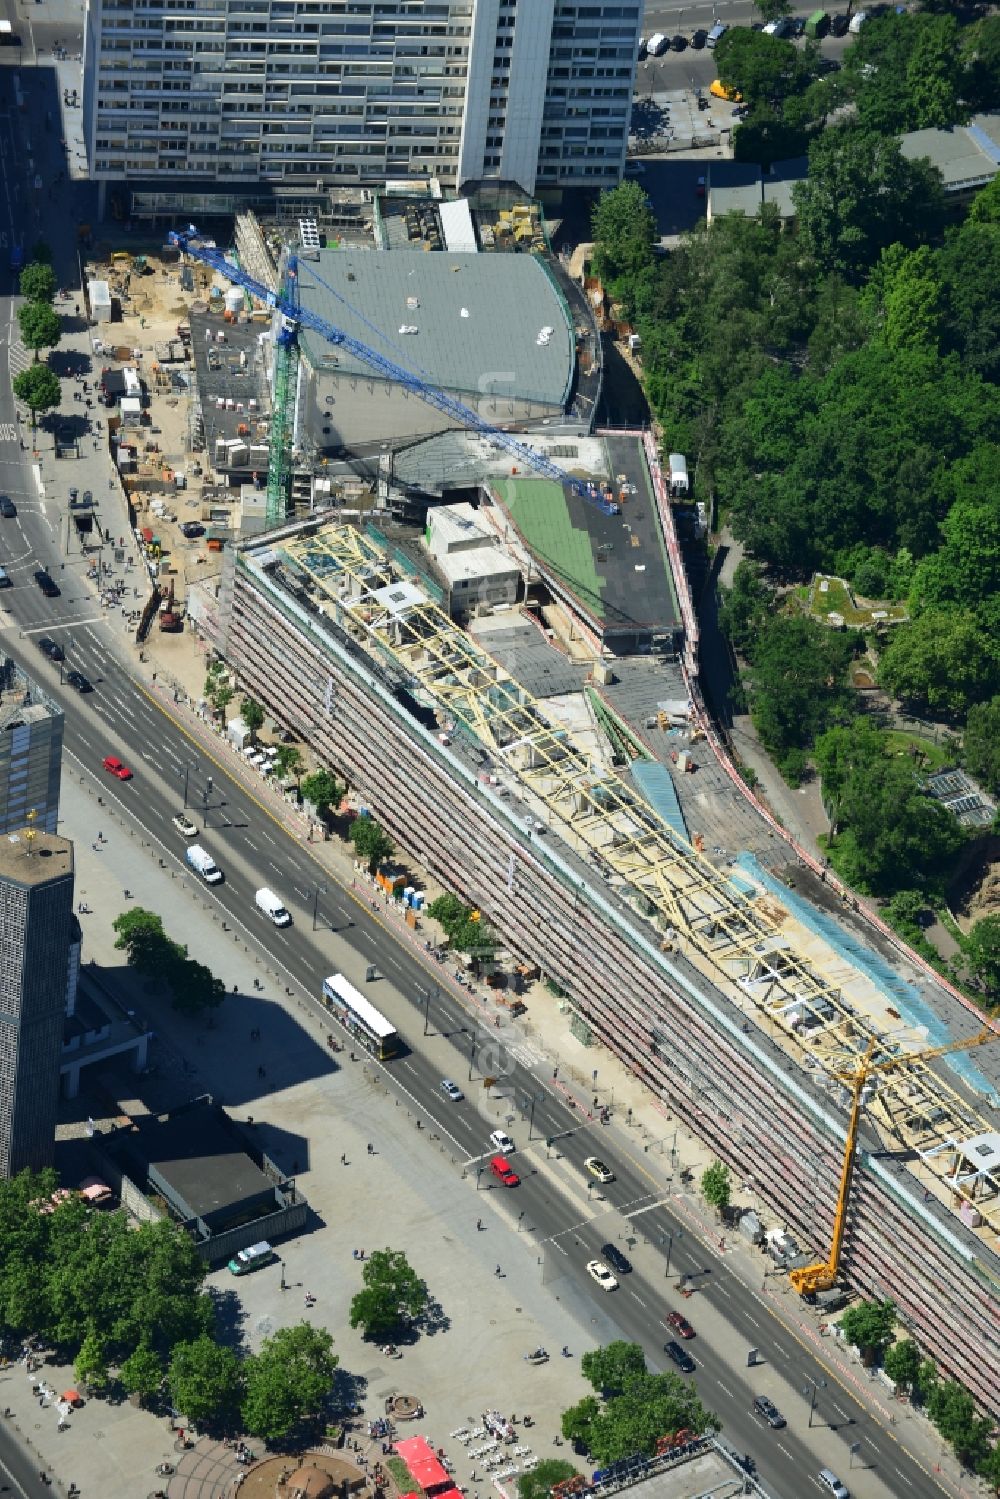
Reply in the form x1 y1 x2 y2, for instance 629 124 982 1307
0 656 63 838
82 1 640 203
0 830 75 1177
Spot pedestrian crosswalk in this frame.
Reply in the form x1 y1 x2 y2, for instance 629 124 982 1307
7 337 31 380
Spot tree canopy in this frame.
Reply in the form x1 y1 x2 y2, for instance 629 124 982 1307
241 1322 338 1443
17 301 62 361
590 183 656 296
580 1341 649 1397
561 1368 719 1465
839 1298 897 1353
348 1248 428 1340
349 816 395 874
18 262 57 303
13 364 60 426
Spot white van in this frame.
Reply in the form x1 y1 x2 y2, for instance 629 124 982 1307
185 844 223 884
647 32 668 55
228 1240 277 1276
706 22 727 47
848 11 867 31
255 887 291 926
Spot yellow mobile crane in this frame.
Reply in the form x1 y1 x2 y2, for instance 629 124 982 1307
790 1025 1000 1296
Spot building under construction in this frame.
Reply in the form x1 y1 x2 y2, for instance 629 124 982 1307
215 515 1000 1413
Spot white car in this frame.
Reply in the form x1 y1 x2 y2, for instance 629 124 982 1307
490 1129 515 1155
172 812 198 837
586 1259 619 1292
584 1156 615 1184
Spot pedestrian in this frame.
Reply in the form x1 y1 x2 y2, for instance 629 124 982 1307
367 1142 373 1155
341 1153 347 1165
495 1264 501 1277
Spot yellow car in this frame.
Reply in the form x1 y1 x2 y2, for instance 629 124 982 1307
709 78 743 102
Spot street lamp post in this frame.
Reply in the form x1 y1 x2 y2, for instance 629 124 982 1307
802 1376 826 1427
422 986 439 1037
467 1027 478 1082
176 759 199 808
312 882 329 931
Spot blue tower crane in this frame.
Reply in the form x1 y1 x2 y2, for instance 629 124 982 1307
167 226 619 519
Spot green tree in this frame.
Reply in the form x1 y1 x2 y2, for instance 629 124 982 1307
112 908 182 980
18 262 57 303
349 816 394 874
963 698 1000 795
120 1341 165 1405
839 1298 897 1355
561 1395 601 1448
591 182 657 293
242 1322 338 1443
742 615 856 782
883 1338 921 1392
965 916 1000 999
927 1379 991 1467
240 697 265 737
581 1342 648 1396
878 610 999 717
754 0 791 19
301 768 344 815
715 29 802 107
700 1162 731 1216
794 124 945 279
517 1460 579 1499
214 685 234 719
979 1442 1000 1493
274 746 304 785
12 364 60 429
168 1335 245 1427
916 1357 940 1406
562 1371 720 1465
348 1248 428 1340
17 301 62 362
717 562 772 657
815 720 964 895
74 1329 110 1392
871 245 943 353
173 957 226 1019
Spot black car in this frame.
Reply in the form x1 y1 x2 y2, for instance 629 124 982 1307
670 33 686 50
180 521 205 539
790 15 806 35
752 1396 786 1429
65 670 92 693
691 28 707 47
601 1243 633 1275
665 1341 695 1373
37 637 64 662
0 496 15 518
34 570 60 597
831 12 850 34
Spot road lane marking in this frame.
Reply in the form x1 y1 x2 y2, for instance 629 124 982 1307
716 1380 733 1398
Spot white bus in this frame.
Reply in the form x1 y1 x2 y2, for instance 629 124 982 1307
322 973 399 1060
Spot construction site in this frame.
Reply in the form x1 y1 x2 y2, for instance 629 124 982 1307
79 214 1000 1414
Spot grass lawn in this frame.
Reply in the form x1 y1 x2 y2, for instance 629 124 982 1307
805 574 908 629
385 1456 414 1492
882 730 953 774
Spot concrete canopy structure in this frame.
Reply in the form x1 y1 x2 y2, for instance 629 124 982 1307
295 250 575 457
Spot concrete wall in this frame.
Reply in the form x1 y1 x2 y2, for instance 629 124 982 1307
222 553 1000 1414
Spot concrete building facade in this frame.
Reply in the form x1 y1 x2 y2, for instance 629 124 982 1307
213 518 1000 1412
0 657 63 838
82 0 639 203
0 831 75 1178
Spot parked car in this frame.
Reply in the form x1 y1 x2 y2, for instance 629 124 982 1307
664 1340 696 1373
666 1310 695 1339
440 1078 464 1102
752 1395 786 1429
102 755 133 780
585 1156 615 1183
600 1243 632 1275
65 670 92 693
831 12 850 33
670 33 686 50
181 521 205 539
172 812 198 837
586 1259 619 1292
0 496 16 518
37 637 64 662
691 28 708 47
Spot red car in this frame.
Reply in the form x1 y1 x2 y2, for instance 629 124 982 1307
102 755 133 781
489 1154 520 1187
666 1310 695 1339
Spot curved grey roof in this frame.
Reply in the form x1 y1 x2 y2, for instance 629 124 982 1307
296 249 575 409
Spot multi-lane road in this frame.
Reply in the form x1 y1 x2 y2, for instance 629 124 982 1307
0 38 952 1499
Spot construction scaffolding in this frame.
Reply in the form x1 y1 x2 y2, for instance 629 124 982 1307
279 522 1000 1245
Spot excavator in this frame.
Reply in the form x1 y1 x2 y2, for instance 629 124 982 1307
790 1024 999 1296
